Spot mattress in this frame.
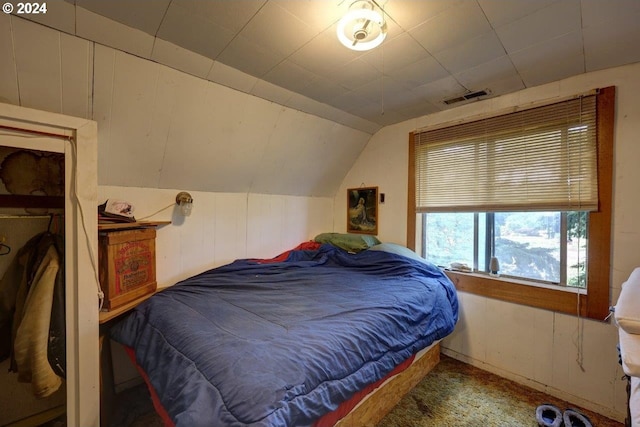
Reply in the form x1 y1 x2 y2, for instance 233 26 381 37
110 243 459 426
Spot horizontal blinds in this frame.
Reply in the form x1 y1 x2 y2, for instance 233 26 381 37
415 95 598 212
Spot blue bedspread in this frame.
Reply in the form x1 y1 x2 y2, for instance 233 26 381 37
110 244 458 427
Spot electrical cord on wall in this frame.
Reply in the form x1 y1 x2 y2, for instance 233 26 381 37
136 203 174 221
575 294 585 372
574 234 585 372
69 136 105 310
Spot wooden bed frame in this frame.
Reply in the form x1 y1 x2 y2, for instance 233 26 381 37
336 342 441 427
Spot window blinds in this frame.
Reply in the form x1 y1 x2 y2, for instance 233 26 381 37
414 94 598 213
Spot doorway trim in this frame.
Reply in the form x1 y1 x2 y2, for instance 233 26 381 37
0 102 99 427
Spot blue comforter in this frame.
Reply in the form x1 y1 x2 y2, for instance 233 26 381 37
110 244 458 427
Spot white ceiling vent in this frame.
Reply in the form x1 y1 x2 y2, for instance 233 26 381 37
443 89 490 105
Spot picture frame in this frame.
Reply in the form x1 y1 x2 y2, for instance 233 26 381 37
347 186 378 235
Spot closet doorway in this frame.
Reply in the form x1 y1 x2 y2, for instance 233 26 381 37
0 103 99 427
0 142 66 426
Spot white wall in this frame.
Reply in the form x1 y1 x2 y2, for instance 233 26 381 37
335 62 640 421
100 186 333 390
0 14 371 199
99 186 333 287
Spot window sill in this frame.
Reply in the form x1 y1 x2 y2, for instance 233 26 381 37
447 270 586 294
444 270 605 320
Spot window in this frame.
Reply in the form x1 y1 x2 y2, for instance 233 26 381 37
407 87 614 320
421 211 587 288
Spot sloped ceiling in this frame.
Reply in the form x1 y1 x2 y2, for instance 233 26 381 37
5 0 640 196
16 0 640 132
92 45 369 196
1 13 371 197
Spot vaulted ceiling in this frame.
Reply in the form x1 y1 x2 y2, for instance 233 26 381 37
19 0 640 134
7 0 640 197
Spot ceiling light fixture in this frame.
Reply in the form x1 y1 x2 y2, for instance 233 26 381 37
337 0 387 51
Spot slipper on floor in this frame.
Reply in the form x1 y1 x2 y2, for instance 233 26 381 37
536 404 563 427
563 408 593 427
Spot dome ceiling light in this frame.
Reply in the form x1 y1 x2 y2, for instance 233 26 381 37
337 0 387 51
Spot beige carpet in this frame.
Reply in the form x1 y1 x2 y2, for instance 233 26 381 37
377 355 624 427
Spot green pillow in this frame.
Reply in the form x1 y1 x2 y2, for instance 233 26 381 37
314 233 381 253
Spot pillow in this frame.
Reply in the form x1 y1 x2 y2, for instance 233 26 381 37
314 233 381 253
368 242 425 262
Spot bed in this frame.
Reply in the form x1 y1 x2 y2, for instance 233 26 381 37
110 241 459 427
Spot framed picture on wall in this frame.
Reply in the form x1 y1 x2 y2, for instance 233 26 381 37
347 186 378 235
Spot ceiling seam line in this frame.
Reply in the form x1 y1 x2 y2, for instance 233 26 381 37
470 2 515 92
89 41 95 121
476 3 524 88
9 16 21 106
58 31 64 114
155 0 173 36
216 0 269 61
578 2 586 73
150 0 173 68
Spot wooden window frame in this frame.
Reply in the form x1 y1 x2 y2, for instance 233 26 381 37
407 87 614 321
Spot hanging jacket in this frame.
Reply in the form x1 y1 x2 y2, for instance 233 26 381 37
13 245 62 397
0 232 65 398
47 235 65 378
